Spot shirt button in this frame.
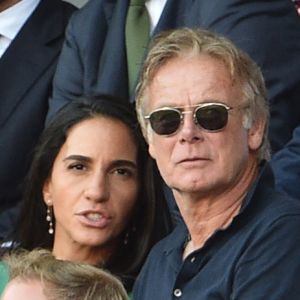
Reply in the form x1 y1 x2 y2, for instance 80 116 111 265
190 256 196 263
174 289 182 297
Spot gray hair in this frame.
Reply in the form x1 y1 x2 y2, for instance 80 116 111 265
136 28 270 161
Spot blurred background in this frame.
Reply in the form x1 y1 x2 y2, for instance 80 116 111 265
65 0 300 15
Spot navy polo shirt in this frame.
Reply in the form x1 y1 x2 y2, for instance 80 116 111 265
133 163 300 300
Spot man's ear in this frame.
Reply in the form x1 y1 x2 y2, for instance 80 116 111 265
148 141 157 160
247 118 266 151
145 126 157 159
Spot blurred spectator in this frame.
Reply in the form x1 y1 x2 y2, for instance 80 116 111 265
1 249 128 300
293 0 300 15
0 0 76 240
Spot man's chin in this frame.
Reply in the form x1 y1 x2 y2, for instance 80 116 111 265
170 181 209 195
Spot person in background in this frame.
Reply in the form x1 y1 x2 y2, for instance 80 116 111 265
1 248 129 300
292 0 300 15
0 0 76 240
48 0 300 202
1 96 171 292
133 28 300 299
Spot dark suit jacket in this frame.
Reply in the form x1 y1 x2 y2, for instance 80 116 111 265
49 0 300 199
0 0 76 238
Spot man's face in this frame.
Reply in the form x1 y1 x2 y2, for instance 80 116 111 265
146 54 263 197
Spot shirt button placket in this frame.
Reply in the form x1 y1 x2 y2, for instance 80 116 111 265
174 288 182 298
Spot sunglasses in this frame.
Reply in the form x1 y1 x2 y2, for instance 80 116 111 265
144 102 237 135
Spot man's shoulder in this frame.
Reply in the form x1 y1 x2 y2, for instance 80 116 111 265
145 224 186 262
265 192 300 222
248 162 300 220
62 0 112 39
242 188 300 247
256 170 300 220
26 0 76 28
69 0 115 23
39 0 76 14
133 226 184 298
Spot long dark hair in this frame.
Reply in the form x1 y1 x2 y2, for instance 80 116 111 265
5 96 172 290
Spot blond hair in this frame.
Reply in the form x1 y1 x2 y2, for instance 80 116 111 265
3 249 128 300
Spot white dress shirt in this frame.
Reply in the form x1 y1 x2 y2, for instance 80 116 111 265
0 0 40 58
146 0 168 33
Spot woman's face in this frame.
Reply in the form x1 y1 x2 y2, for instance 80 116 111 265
43 116 139 261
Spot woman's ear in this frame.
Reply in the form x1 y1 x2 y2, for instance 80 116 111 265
42 178 52 206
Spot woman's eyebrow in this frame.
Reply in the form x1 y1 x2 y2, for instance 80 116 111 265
63 155 92 163
110 160 137 169
63 156 137 169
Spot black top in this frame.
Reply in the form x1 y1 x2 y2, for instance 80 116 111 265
133 163 300 300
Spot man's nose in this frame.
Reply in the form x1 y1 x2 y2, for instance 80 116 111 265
178 111 203 143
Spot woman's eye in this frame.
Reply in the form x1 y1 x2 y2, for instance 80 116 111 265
113 168 132 177
68 163 86 171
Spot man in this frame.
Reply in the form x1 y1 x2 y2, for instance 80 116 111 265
133 28 300 299
48 0 300 202
0 0 76 239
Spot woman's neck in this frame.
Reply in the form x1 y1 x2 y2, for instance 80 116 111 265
52 241 115 266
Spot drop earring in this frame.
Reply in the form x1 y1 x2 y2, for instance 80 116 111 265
123 231 129 245
46 203 54 235
123 226 136 245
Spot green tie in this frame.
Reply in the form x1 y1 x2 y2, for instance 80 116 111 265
125 0 150 94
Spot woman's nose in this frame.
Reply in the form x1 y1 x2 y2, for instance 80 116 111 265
84 173 109 202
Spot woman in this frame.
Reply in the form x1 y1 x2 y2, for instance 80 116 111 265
1 96 171 291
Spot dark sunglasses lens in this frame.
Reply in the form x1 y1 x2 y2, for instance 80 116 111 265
149 109 181 135
196 105 228 130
